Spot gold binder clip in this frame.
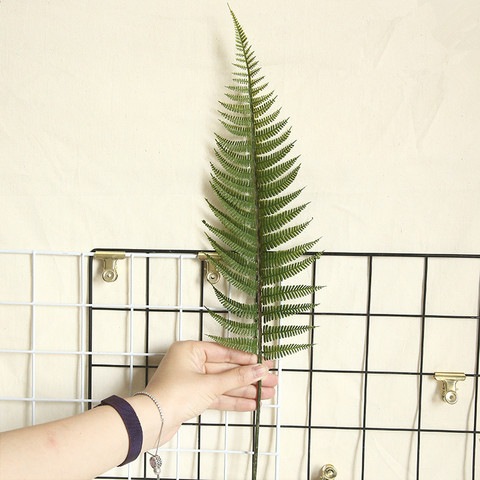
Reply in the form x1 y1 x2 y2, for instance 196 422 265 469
94 251 126 283
434 372 466 405
198 252 221 284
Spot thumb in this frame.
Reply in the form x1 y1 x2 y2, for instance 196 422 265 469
214 363 269 395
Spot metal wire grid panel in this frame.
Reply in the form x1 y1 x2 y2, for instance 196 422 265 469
87 248 283 480
1 249 480 479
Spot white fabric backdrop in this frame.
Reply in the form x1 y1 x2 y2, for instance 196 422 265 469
0 0 479 252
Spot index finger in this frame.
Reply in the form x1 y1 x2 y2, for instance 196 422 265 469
199 341 258 365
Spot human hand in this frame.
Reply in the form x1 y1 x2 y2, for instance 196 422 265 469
129 340 278 448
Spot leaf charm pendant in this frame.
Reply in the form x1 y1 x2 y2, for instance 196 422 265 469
149 454 162 479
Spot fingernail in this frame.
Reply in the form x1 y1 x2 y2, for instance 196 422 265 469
253 364 268 379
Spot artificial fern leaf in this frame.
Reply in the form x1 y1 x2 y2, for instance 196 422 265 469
261 240 320 266
212 286 259 319
207 310 257 336
263 252 322 285
257 157 299 183
262 219 312 250
208 335 258 354
262 325 314 342
257 142 296 168
206 236 257 273
263 303 317 322
262 284 324 304
204 8 321 365
203 222 256 259
258 165 301 199
202 10 324 480
262 203 309 234
205 253 257 296
259 188 304 215
263 343 314 360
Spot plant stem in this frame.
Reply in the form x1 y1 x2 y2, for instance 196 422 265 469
252 378 262 480
230 9 263 479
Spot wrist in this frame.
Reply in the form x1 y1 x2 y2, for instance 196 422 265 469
126 394 178 451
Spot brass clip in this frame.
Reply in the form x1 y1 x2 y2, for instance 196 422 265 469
94 251 126 282
320 464 337 479
434 372 466 405
198 252 221 284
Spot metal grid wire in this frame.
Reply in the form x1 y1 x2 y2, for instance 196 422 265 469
1 248 480 479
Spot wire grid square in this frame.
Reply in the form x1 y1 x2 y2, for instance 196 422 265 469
0 250 90 438
1 249 479 480
88 250 282 480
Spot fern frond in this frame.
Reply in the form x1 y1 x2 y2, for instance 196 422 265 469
250 108 282 130
263 252 321 285
261 240 321 267
206 236 257 274
257 142 296 169
206 200 256 241
219 101 252 115
256 119 289 142
258 165 301 199
256 128 292 155
210 163 252 191
218 110 253 127
263 303 317 322
253 96 277 118
206 254 257 296
203 222 256 259
215 141 251 166
259 188 304 215
214 135 252 154
219 120 251 137
250 75 266 87
262 203 309 234
251 82 270 97
251 91 276 107
207 310 257 336
214 150 251 178
208 335 258 354
263 343 314 360
204 9 321 367
263 325 314 342
210 180 254 211
262 284 324 304
263 219 312 250
257 157 299 183
212 287 258 319
208 195 255 227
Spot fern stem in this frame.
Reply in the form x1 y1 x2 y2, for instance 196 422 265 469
252 378 262 479
230 8 264 479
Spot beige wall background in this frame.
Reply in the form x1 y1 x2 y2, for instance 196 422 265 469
1 2 480 479
0 0 479 255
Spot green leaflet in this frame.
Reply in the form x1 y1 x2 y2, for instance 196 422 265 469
262 284 325 304
206 310 257 336
262 252 322 285
263 343 314 360
204 9 321 362
262 324 314 342
207 335 258 354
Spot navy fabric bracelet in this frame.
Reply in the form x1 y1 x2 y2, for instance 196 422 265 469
99 395 143 466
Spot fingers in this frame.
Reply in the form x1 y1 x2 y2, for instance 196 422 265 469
211 363 269 397
222 384 276 400
205 359 275 375
210 395 257 411
210 384 276 411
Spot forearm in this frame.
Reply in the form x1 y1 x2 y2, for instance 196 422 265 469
0 395 174 480
0 341 276 480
